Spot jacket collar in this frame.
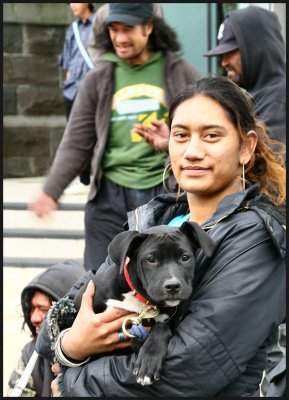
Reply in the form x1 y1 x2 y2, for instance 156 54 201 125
127 184 260 231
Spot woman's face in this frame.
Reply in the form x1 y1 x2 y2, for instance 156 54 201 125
169 95 246 200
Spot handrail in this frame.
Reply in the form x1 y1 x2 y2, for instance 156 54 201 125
4 257 83 268
4 228 84 239
4 201 85 268
3 202 85 211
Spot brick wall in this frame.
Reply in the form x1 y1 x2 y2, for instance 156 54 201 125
3 4 75 177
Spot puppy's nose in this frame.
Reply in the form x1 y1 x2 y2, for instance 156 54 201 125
164 280 181 293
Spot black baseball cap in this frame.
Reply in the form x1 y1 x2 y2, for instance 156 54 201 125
204 18 239 57
105 3 154 26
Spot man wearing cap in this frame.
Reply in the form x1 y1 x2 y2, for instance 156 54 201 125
204 5 286 145
30 3 201 270
87 3 164 64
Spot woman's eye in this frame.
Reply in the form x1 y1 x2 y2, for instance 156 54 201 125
182 254 190 261
204 132 220 141
171 132 189 140
147 256 156 263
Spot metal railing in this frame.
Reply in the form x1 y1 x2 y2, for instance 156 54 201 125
3 202 84 268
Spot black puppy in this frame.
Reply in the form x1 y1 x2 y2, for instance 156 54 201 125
74 221 215 386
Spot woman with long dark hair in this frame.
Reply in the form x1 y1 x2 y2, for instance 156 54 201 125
39 76 285 397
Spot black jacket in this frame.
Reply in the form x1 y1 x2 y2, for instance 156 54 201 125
36 184 285 396
228 6 286 144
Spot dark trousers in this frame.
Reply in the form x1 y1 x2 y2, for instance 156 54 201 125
84 176 166 271
63 97 90 185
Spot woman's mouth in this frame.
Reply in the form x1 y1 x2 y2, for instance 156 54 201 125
182 166 210 176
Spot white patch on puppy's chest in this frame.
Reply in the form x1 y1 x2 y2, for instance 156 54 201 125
155 313 169 323
106 292 170 322
106 291 146 313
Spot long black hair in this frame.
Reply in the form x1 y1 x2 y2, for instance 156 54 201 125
95 16 181 54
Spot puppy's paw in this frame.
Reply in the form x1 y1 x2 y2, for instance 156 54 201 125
136 375 152 386
133 351 162 385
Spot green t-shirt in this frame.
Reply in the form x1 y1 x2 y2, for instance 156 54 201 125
102 52 168 189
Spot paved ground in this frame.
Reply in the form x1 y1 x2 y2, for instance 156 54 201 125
3 177 88 395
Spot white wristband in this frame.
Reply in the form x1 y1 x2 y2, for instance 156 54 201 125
54 328 91 367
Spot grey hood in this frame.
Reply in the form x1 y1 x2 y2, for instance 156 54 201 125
21 259 85 304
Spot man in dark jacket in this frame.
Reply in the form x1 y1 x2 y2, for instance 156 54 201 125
30 3 201 271
7 260 85 397
204 5 286 145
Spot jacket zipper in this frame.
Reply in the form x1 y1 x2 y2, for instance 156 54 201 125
202 204 250 231
202 212 231 230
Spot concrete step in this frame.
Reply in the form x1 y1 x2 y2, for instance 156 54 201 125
3 177 87 266
4 209 85 230
4 237 84 259
3 177 88 395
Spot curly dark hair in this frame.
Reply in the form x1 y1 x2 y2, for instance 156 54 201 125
21 288 54 338
95 16 181 54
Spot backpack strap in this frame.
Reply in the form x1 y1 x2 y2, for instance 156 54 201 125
72 21 94 69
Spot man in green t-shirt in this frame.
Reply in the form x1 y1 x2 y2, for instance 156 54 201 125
30 3 201 270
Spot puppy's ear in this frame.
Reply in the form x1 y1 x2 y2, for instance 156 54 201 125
108 230 148 274
180 221 216 258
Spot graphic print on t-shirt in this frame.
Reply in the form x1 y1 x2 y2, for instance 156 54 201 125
111 83 168 142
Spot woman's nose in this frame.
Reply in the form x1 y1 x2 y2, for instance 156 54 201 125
183 137 204 159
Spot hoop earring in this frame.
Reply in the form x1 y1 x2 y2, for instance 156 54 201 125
162 162 186 200
176 185 185 202
162 162 172 193
242 163 246 190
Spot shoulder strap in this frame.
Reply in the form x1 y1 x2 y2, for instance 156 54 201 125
72 21 94 69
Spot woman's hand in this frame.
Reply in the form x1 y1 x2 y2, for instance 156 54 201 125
133 120 169 151
51 363 62 397
60 280 136 360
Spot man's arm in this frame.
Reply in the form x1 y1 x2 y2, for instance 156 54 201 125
30 69 99 215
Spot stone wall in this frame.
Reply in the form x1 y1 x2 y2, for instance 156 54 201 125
3 4 87 177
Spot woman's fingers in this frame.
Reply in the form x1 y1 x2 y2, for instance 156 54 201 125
81 280 95 310
51 374 62 397
98 305 135 323
51 362 61 375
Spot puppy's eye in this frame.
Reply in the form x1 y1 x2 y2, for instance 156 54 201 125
182 254 190 261
146 255 156 263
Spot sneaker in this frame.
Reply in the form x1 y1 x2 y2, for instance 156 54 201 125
64 181 90 195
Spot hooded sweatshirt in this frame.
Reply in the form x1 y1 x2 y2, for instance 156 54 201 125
21 259 85 305
7 260 85 397
228 6 286 144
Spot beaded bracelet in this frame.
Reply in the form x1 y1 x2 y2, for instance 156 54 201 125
54 328 91 367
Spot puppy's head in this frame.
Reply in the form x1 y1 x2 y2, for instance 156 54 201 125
108 223 215 307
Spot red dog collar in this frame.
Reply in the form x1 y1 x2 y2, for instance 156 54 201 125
123 257 155 306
